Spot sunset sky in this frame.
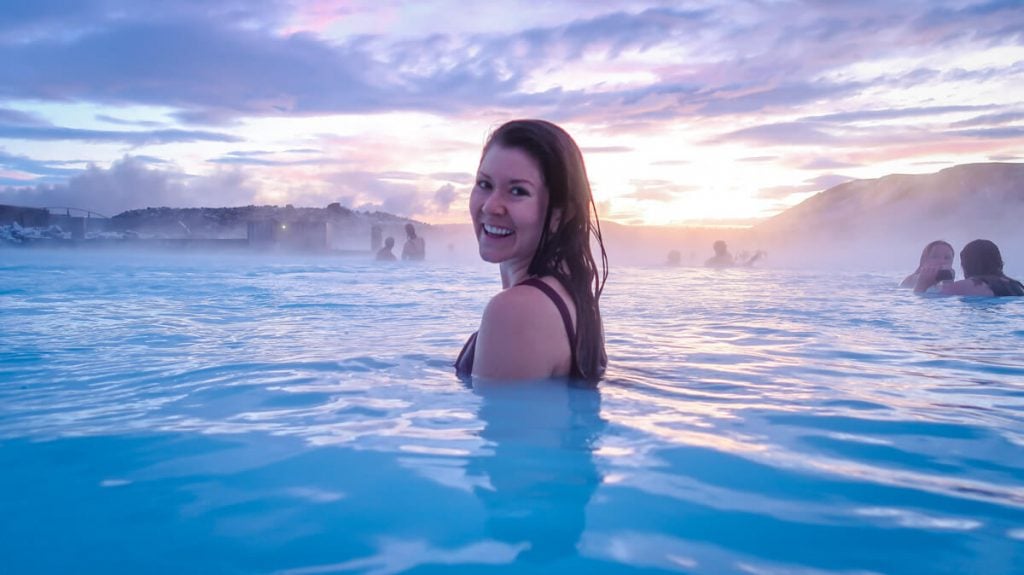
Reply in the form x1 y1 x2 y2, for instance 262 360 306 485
1 0 1022 226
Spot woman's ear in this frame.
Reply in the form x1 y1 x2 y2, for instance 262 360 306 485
549 205 575 232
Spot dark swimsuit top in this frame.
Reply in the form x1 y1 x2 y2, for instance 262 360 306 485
454 278 578 380
974 275 1024 297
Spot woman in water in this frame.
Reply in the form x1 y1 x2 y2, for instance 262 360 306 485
900 240 955 288
914 239 1024 296
455 120 608 382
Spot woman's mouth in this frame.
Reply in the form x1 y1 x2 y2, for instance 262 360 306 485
482 224 514 237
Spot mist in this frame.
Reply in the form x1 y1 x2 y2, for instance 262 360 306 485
0 156 258 217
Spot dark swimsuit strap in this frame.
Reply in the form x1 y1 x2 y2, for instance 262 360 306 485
518 278 577 369
454 277 578 379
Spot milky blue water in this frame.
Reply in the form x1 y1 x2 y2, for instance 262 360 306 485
2 249 1023 574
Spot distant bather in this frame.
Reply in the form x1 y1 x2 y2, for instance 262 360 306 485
376 236 397 261
402 223 425 261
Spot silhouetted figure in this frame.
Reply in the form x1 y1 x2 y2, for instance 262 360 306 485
900 240 955 288
705 240 763 268
705 240 735 268
915 239 1023 296
666 250 681 266
401 223 426 261
375 236 396 261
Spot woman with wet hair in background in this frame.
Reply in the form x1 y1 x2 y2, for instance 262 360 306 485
900 240 955 288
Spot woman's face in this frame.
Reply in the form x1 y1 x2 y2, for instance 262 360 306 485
470 145 549 267
926 244 955 269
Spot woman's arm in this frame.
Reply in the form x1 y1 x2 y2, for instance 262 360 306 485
915 264 994 296
899 272 918 288
472 285 573 381
941 278 995 296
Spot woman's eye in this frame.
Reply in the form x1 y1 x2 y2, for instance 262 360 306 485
476 180 491 190
510 186 530 197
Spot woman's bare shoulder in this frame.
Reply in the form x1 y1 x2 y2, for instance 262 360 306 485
473 279 573 379
483 280 567 324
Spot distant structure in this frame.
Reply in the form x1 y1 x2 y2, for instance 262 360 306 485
0 204 49 227
370 224 382 252
0 204 109 240
247 219 327 251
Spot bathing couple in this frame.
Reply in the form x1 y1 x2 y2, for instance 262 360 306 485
902 239 1024 296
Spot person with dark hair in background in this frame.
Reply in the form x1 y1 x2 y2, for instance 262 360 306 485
375 236 396 261
455 119 609 382
915 239 1023 296
401 223 426 261
900 240 955 288
704 240 734 268
704 240 763 268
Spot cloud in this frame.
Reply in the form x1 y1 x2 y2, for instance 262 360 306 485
432 183 459 213
0 108 49 126
2 2 1021 130
327 170 427 217
582 146 634 154
756 173 853 199
0 125 241 144
623 179 698 202
713 122 839 146
951 111 1024 128
429 172 474 185
952 127 1024 139
800 157 861 170
95 114 166 128
209 150 322 166
0 155 258 216
807 105 992 124
0 149 81 184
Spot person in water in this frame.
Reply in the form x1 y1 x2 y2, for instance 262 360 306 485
375 236 396 261
704 240 763 268
704 240 734 268
914 239 1023 296
455 119 609 382
401 223 426 261
900 240 955 288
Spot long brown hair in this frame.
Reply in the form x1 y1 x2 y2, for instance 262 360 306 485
483 120 609 381
913 240 953 273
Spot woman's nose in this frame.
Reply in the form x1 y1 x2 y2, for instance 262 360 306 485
482 191 506 214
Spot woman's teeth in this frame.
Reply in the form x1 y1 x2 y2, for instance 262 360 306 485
483 224 513 236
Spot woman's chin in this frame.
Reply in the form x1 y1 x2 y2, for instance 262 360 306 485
477 246 506 263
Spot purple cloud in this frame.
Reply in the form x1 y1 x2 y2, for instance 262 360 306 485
0 155 257 215
0 125 240 144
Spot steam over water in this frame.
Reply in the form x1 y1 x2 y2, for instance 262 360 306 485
2 249 1023 574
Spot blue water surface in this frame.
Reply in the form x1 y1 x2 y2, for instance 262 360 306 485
2 249 1023 574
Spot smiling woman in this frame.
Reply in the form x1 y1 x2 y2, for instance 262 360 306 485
455 120 608 383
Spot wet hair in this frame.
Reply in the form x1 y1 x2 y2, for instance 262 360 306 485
384 236 394 249
960 239 1004 278
713 240 727 255
405 223 416 238
482 119 609 381
914 240 954 272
